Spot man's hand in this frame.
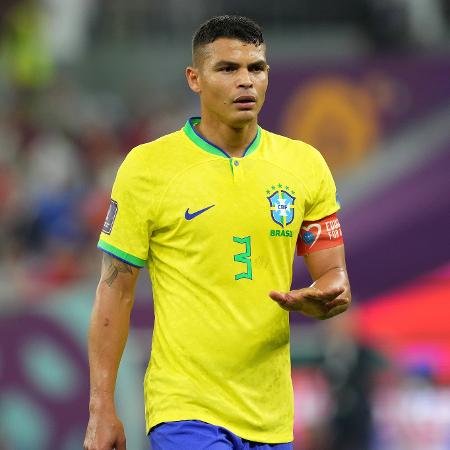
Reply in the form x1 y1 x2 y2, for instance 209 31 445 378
83 409 126 450
271 245 352 320
269 286 350 319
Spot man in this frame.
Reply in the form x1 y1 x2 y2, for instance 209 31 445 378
84 15 351 450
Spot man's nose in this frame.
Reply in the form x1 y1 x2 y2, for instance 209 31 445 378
237 69 253 88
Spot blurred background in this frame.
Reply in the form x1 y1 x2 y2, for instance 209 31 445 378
0 0 450 449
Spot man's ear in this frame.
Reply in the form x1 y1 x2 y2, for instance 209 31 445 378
186 66 201 94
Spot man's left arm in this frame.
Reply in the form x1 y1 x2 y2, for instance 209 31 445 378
269 244 351 319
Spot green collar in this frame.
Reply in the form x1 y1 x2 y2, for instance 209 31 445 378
183 117 261 158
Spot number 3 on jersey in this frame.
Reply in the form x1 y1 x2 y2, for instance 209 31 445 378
233 236 252 280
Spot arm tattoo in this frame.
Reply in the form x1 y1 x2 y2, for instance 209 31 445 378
102 254 133 287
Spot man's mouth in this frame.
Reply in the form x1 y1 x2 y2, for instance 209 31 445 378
233 95 257 108
233 95 256 105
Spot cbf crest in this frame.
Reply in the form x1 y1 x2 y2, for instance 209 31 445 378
266 184 296 228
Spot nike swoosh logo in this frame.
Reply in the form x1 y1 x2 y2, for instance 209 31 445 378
185 204 215 220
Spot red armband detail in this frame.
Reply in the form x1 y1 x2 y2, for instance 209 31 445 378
297 213 344 256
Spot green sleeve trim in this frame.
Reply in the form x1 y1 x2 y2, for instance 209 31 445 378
97 239 146 268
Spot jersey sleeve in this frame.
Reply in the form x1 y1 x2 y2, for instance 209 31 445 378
303 148 340 221
297 147 343 256
97 151 153 268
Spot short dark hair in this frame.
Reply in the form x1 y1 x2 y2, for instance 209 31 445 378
192 15 264 57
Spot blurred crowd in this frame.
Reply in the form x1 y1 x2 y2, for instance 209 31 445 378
0 76 157 302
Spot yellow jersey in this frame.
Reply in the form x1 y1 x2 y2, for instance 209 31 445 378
98 117 340 443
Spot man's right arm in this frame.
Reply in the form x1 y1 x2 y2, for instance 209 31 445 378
83 253 140 450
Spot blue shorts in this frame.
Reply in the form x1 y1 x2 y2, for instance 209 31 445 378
149 420 293 450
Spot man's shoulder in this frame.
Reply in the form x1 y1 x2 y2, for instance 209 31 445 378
117 127 198 188
128 128 185 160
119 129 186 171
261 128 323 162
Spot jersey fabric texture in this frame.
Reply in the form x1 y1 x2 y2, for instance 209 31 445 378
98 117 341 443
149 420 293 450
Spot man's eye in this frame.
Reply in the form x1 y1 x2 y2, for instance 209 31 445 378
220 67 235 72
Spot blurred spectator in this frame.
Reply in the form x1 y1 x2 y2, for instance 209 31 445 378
364 0 410 49
0 0 54 89
403 0 447 46
319 309 386 450
0 71 157 303
39 0 98 65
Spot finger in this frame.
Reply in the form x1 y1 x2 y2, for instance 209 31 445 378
268 290 288 303
325 297 349 309
304 287 345 303
286 287 345 303
326 303 349 318
269 291 295 311
278 302 295 311
286 288 323 301
322 286 345 299
116 436 127 450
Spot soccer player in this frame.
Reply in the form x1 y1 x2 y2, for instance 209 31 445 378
83 15 351 450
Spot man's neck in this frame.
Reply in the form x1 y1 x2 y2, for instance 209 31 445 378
195 115 258 158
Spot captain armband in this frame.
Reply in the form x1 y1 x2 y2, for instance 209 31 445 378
297 213 344 256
